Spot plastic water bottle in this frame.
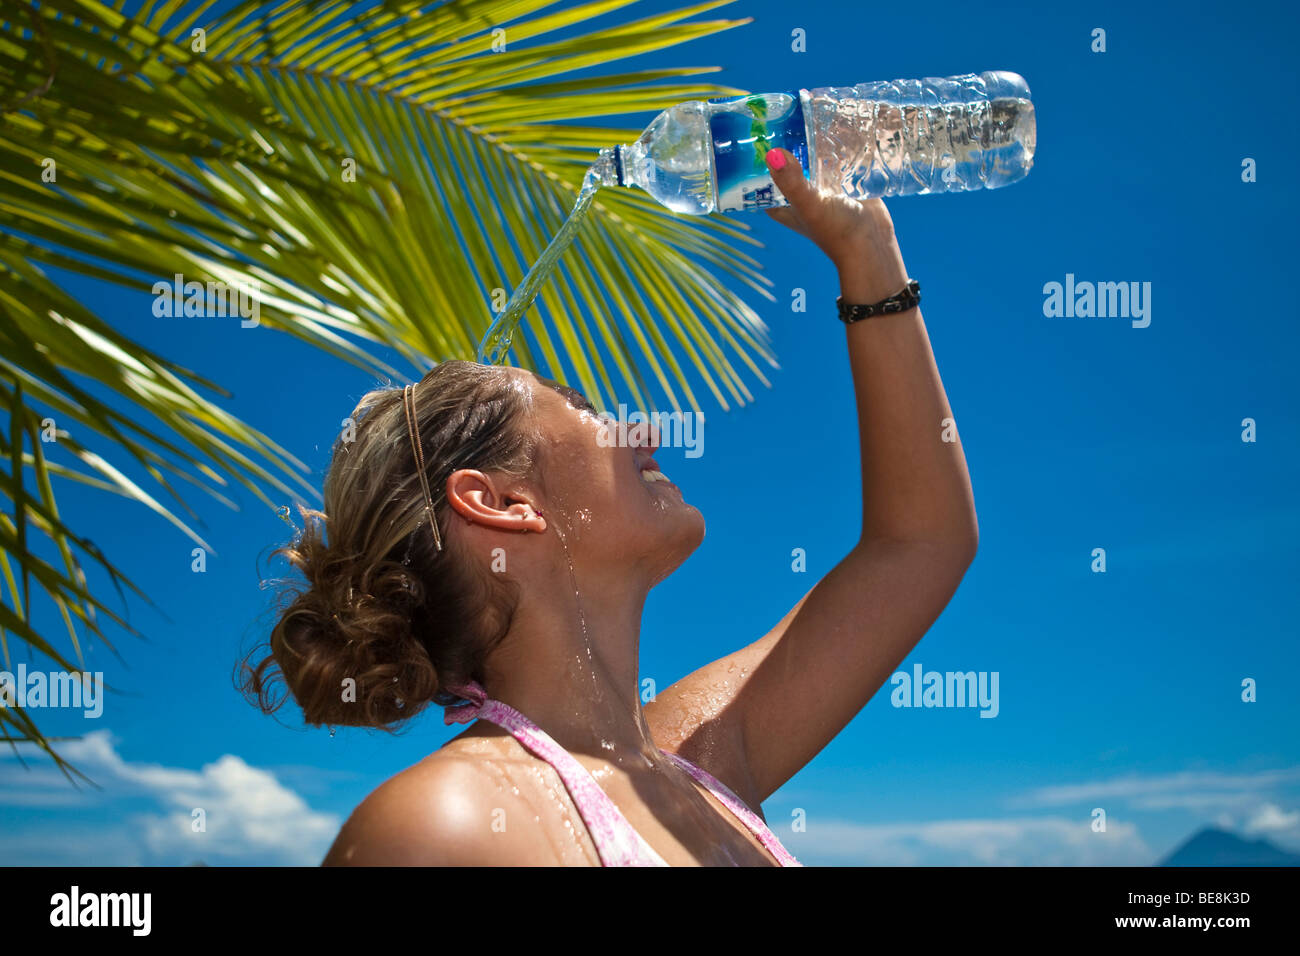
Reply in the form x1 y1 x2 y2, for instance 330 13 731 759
598 70 1035 215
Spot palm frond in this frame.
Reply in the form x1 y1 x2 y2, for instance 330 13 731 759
0 0 776 773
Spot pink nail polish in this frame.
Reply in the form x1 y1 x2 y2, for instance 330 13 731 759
766 149 787 172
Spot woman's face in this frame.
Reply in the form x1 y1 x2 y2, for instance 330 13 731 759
517 368 705 584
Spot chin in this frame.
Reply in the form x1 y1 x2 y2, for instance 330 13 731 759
649 505 705 585
682 502 706 548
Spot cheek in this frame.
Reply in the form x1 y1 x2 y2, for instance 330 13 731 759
588 453 643 527
549 431 624 509
579 416 632 490
586 413 625 457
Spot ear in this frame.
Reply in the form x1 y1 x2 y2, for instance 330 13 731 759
445 469 546 535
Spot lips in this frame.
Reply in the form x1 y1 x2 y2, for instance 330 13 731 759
636 455 677 488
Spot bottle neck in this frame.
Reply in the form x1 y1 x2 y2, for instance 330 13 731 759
596 144 639 191
590 147 618 188
611 145 627 187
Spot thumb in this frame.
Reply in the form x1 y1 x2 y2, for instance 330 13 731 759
764 147 812 205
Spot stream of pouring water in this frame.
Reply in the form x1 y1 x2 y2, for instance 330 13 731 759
476 152 616 365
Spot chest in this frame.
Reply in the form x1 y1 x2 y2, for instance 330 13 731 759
524 752 781 867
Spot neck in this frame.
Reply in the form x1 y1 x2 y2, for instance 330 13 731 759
477 548 661 767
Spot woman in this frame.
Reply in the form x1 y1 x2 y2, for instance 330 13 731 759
242 147 978 866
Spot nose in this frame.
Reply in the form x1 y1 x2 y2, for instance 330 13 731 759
627 416 659 455
640 419 661 453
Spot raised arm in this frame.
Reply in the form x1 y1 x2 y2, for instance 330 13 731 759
646 148 978 806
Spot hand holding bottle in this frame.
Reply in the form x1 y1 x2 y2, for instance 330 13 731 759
763 147 909 304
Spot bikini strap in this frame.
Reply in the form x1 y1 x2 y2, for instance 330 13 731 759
442 680 489 726
442 680 664 866
660 750 803 867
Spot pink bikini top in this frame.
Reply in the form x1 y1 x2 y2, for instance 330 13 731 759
443 680 801 867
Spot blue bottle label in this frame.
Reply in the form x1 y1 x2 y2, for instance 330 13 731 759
706 91 809 213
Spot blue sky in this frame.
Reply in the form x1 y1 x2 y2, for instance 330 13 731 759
3 0 1298 865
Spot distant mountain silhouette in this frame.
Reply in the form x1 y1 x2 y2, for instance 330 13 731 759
1160 827 1300 866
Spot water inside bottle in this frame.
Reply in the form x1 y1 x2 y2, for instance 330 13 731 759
476 154 616 365
804 90 1035 197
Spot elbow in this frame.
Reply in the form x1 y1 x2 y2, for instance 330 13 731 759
929 522 977 594
930 511 979 574
858 514 978 579
949 510 979 572
860 501 979 569
958 510 979 567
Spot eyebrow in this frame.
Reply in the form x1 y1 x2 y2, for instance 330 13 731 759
553 383 592 408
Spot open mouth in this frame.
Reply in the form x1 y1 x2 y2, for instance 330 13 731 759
637 455 676 488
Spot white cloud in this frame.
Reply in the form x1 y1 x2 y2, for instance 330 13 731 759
787 815 1151 866
1126 791 1264 811
0 731 339 865
1242 803 1300 837
996 767 1300 859
1011 767 1300 811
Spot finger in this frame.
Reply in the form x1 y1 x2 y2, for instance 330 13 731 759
765 207 806 238
765 206 799 229
764 147 815 209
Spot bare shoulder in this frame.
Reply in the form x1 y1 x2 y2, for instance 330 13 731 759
321 749 542 866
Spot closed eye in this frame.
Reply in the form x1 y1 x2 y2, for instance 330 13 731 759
559 385 598 414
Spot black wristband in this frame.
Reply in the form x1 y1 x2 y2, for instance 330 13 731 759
836 279 921 324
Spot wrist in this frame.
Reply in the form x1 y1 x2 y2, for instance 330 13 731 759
833 238 907 303
837 259 909 304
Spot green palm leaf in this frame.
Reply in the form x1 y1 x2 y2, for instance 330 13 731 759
0 0 776 775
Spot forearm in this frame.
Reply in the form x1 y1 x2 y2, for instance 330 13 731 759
757 147 977 551
836 234 977 551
